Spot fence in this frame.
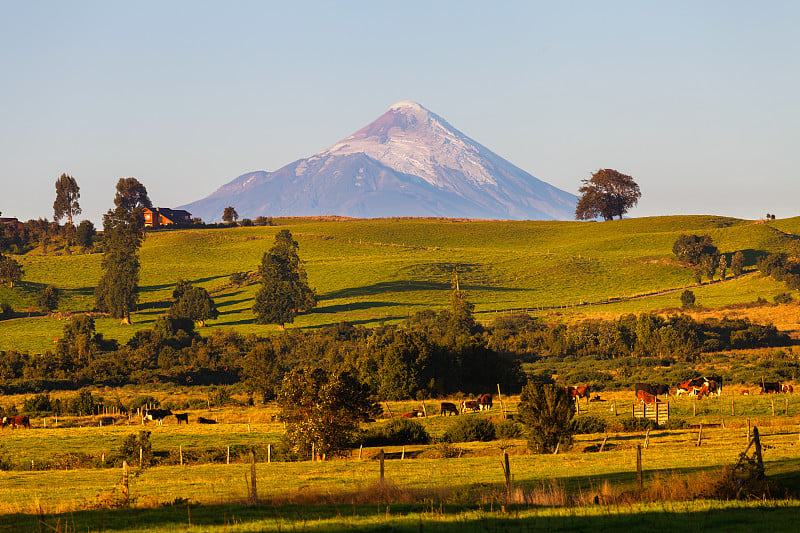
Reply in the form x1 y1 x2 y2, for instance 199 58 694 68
633 401 669 425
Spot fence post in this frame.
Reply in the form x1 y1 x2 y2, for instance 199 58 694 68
139 446 142 467
358 444 362 460
693 401 696 417
420 403 428 418
227 446 230 465
180 445 183 466
643 427 650 449
731 397 735 417
379 449 385 484
786 397 790 416
599 434 609 452
497 384 506 419
401 446 405 460
696 424 703 447
249 450 258 504
385 403 394 419
752 427 763 471
636 444 643 491
311 443 315 462
268 443 271 463
612 400 617 416
122 461 129 506
747 418 751 440
502 451 511 505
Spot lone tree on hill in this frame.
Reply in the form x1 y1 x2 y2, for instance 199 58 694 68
575 169 641 221
278 367 378 459
169 284 219 327
253 229 317 329
222 206 239 224
53 173 81 226
37 285 61 313
94 178 150 325
0 253 23 288
517 382 576 454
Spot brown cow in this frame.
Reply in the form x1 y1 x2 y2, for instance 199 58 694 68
574 385 591 403
782 384 794 393
1 415 31 429
439 402 459 416
400 409 422 418
478 394 493 411
636 389 658 404
461 400 479 413
740 390 750 395
174 413 189 424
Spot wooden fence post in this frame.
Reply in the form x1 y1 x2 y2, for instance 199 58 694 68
496 384 506 419
636 444 643 491
180 445 183 466
379 449 385 484
420 403 428 418
249 450 258 504
771 397 775 416
502 451 511 505
693 401 696 417
612 400 617 416
752 427 763 471
696 424 703 447
358 444 362 460
385 403 394 419
747 418 751 440
311 443 315 462
139 446 143 467
122 461 129 506
268 443 271 463
599 434 609 452
786 397 790 416
227 446 230 465
643 427 651 449
731 397 735 417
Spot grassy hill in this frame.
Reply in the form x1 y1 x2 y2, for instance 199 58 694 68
1 215 798 354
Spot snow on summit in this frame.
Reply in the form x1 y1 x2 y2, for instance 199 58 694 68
180 102 577 221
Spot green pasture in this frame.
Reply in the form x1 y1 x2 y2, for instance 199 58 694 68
2 215 798 354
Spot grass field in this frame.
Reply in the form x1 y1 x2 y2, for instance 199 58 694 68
2 215 798 353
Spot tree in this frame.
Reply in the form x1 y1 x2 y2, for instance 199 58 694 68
449 272 475 334
277 367 378 459
242 341 284 403
731 251 745 277
169 285 219 327
673 234 718 265
222 206 239 224
0 255 23 287
717 254 728 280
53 173 81 226
575 169 641 221
517 382 575 454
75 220 96 249
680 290 696 309
253 230 317 328
94 178 150 325
37 285 60 313
700 253 717 281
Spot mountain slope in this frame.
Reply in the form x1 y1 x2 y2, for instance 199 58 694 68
182 101 577 221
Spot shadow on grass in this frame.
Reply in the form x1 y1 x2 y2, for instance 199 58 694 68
312 301 400 314
321 281 527 301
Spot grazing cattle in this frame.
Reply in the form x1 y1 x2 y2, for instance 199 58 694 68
478 394 493 411
1 415 31 429
636 389 659 404
143 409 173 425
635 383 670 398
400 409 422 418
565 386 576 399
678 376 722 397
761 381 781 394
196 417 217 424
589 394 604 402
174 413 189 424
782 384 794 394
740 390 750 395
461 400 479 413
574 385 591 402
439 402 459 416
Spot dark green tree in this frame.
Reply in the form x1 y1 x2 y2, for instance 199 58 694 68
222 206 239 224
680 289 696 309
241 341 283 403
75 220 96 248
94 178 150 325
277 367 378 459
575 169 641 221
517 382 576 454
731 251 745 277
169 285 219 327
672 234 718 265
37 285 60 313
700 253 717 281
0 255 23 287
253 230 317 329
449 272 475 334
717 254 728 280
53 173 81 226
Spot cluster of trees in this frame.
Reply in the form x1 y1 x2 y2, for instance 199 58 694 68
758 252 800 290
672 234 745 283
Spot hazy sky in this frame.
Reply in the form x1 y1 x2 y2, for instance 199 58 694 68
2 1 798 225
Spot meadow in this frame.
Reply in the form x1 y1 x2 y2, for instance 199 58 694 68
2 215 799 354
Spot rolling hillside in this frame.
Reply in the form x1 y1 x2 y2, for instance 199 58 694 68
1 215 798 353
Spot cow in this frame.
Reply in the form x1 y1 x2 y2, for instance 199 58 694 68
439 402 459 416
574 385 591 403
740 390 750 395
400 409 422 418
1 415 31 429
143 408 173 425
565 386 576 399
636 389 659 404
174 413 189 424
478 394 493 411
761 381 781 394
589 394 604 402
461 400 479 413
635 383 670 398
196 417 217 424
782 384 794 394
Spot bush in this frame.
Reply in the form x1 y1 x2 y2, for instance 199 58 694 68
116 431 153 467
664 418 689 430
443 417 496 443
0 302 13 320
774 292 793 304
495 418 524 439
361 418 431 446
570 414 607 434
418 442 462 459
618 417 660 432
681 290 696 308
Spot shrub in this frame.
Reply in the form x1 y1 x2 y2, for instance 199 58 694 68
618 417 660 432
116 431 153 467
495 418 524 439
664 418 689 430
0 302 13 320
360 418 431 446
517 382 575 453
22 393 53 414
774 292 793 304
570 414 607 434
680 290 696 308
419 442 462 459
443 417 496 443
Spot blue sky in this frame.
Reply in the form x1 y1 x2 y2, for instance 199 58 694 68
2 1 798 224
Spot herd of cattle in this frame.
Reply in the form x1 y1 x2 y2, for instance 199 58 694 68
141 409 216 425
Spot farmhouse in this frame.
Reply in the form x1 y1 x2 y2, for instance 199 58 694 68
143 208 192 228
0 217 24 231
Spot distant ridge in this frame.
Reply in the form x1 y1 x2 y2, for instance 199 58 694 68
181 101 577 221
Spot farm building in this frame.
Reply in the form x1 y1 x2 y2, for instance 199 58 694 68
0 217 24 231
143 208 192 228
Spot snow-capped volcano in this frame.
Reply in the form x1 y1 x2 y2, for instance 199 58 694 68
181 101 577 221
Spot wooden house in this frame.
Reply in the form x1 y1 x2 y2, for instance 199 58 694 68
143 208 192 228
